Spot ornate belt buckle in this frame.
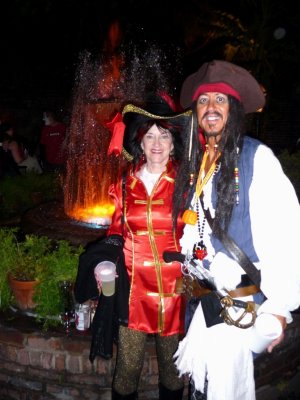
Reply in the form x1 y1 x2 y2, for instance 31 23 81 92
220 296 257 329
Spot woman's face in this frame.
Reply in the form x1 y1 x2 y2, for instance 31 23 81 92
141 124 174 170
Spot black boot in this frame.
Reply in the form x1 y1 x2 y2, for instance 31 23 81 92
112 388 138 399
159 383 184 400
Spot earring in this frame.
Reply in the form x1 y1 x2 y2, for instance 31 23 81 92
189 173 194 186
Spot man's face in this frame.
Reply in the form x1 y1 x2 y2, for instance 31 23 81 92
196 92 229 138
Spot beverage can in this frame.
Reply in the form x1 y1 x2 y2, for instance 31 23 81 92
75 304 91 331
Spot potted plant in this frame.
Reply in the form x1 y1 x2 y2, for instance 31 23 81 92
33 239 84 329
0 227 84 329
6 229 52 310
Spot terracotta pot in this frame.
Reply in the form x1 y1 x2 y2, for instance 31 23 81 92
8 275 39 310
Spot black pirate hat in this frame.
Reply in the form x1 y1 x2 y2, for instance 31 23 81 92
107 92 191 161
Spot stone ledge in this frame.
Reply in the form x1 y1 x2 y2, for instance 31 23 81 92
0 309 299 400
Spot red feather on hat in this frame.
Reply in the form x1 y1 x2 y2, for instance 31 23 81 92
106 112 126 156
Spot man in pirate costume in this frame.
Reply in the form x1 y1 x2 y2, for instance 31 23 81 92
74 92 191 399
171 60 300 400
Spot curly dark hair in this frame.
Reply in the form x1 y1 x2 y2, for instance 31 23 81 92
172 96 246 235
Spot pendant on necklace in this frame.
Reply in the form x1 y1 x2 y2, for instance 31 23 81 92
193 241 208 260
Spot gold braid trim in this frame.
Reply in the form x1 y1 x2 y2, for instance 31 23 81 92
121 105 192 162
122 147 133 161
122 104 192 119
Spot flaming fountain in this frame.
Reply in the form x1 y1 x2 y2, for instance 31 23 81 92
21 23 181 246
63 22 124 228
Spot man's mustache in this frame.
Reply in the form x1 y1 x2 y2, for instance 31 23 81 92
202 111 223 120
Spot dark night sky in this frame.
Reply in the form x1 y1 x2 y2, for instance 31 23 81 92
0 0 299 110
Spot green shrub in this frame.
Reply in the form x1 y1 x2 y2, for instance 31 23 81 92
0 172 62 218
0 228 17 308
10 233 52 281
0 227 84 329
277 150 300 200
34 239 84 328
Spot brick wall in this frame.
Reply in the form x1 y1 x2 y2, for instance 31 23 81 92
0 310 299 400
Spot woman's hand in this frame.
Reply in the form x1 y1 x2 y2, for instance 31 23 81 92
94 264 103 292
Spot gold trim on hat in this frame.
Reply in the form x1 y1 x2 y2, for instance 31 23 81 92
122 104 192 119
121 104 191 164
122 147 133 161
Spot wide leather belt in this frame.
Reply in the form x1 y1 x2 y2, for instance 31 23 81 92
175 277 211 297
175 277 259 298
227 285 259 297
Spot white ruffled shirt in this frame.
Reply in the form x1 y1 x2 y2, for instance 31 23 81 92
177 143 300 399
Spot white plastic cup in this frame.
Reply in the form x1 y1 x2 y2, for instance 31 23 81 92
95 261 116 296
248 313 283 354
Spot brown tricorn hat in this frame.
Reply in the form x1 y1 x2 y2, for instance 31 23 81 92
180 60 266 113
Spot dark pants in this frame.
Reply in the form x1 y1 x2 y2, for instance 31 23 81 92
113 325 184 396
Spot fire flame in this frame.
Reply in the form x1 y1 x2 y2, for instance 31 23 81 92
64 102 120 227
69 203 115 226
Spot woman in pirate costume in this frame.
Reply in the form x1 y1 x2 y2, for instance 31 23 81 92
75 92 191 399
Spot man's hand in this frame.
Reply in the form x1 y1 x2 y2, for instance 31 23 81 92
267 314 287 353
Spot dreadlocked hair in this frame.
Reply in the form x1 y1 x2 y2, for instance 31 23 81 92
212 97 245 236
173 103 201 228
172 97 246 234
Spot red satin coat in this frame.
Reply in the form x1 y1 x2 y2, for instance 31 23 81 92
108 162 185 335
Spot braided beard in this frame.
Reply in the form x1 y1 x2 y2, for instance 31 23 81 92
203 123 226 144
204 130 219 138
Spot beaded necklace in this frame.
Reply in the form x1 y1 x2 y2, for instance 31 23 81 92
192 152 220 260
193 199 208 260
182 149 221 224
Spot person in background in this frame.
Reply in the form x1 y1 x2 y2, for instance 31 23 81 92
74 93 191 400
39 109 67 172
18 149 43 175
0 122 42 176
0 123 26 177
171 60 300 400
